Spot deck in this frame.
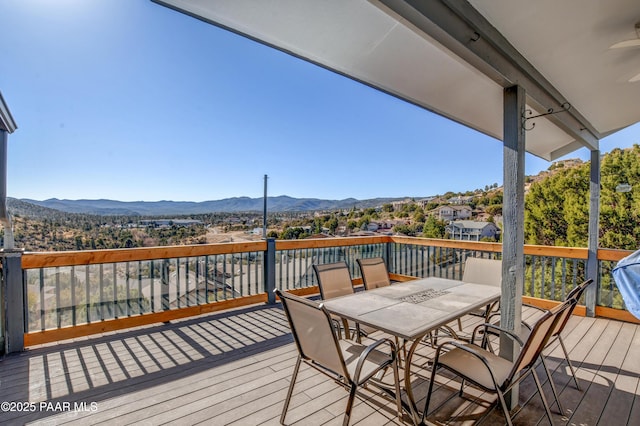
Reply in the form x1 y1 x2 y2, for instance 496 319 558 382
0 301 638 425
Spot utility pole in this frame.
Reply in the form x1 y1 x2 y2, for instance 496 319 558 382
263 174 268 239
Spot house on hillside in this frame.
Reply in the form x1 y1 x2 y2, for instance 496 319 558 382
416 197 435 208
430 205 472 221
391 199 413 211
446 220 500 241
449 195 474 205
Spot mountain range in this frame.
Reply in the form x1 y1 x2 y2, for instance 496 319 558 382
15 196 414 216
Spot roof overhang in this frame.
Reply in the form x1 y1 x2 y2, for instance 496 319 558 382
153 0 640 161
0 91 17 134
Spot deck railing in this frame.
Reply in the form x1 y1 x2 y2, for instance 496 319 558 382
2 236 637 352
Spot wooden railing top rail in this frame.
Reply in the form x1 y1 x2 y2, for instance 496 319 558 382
597 248 632 262
390 236 502 252
20 235 634 270
524 244 588 259
21 241 267 269
275 235 389 250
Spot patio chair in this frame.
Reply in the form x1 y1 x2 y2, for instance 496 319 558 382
357 257 391 290
313 261 376 341
463 257 502 318
356 257 408 359
276 290 403 426
436 257 502 338
423 300 572 426
520 278 594 390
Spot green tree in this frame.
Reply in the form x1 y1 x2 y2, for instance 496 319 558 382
324 216 339 234
422 216 446 238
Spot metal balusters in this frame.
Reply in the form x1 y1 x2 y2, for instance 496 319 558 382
255 251 261 294
150 260 156 312
551 258 557 300
572 259 578 297
70 266 76 326
231 254 236 298
112 263 118 318
176 258 181 308
561 258 567 300
137 261 143 314
222 254 228 300
85 266 91 323
125 262 131 317
540 257 546 299
55 267 61 329
99 264 105 321
238 253 244 297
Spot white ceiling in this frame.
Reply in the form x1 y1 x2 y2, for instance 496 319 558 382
154 0 640 161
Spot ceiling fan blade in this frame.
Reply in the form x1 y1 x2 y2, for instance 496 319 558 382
610 39 640 49
630 72 640 83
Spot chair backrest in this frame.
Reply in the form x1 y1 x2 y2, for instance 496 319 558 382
313 262 355 300
549 297 577 338
462 257 502 287
357 257 391 290
277 289 347 377
511 301 571 377
565 278 594 303
549 279 592 339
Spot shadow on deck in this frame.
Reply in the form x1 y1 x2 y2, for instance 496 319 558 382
0 302 638 425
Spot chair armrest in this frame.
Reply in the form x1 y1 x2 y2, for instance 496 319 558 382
471 323 525 347
352 338 397 383
523 302 546 312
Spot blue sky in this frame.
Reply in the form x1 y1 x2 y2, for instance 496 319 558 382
1 0 639 202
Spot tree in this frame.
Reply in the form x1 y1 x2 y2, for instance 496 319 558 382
422 216 446 238
485 204 502 216
324 216 339 234
525 160 589 246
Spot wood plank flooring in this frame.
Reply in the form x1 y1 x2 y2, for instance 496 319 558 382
0 301 638 425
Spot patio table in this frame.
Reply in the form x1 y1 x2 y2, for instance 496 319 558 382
322 277 501 424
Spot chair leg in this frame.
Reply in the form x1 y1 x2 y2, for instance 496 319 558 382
281 356 302 424
559 335 581 390
496 389 514 426
343 383 358 426
540 355 565 415
532 368 555 425
422 352 441 424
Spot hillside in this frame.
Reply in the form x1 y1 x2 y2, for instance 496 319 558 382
19 195 414 216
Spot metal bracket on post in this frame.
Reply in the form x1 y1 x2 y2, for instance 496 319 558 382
265 238 276 304
2 248 24 354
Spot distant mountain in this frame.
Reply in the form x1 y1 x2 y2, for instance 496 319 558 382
17 196 415 216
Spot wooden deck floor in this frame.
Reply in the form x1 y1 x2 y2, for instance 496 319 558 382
0 301 638 425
